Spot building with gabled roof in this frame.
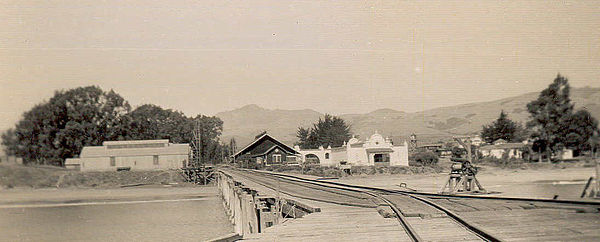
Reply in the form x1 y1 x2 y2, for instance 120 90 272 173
65 139 190 171
232 132 301 166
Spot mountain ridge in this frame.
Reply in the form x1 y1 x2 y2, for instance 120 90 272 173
217 87 600 146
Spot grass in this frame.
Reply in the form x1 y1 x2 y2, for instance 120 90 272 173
0 164 187 189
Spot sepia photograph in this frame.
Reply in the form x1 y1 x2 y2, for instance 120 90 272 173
1 1 600 241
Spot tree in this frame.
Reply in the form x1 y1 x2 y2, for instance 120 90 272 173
127 106 226 165
126 104 192 143
481 110 526 143
1 85 232 167
1 86 131 165
527 74 574 161
562 109 599 155
296 127 312 148
192 115 224 164
296 114 352 149
526 74 598 160
229 137 237 156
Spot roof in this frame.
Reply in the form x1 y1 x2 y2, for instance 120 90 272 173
233 133 299 158
252 145 298 157
331 147 347 152
365 148 394 153
479 143 527 150
493 139 507 145
102 139 169 145
80 143 190 157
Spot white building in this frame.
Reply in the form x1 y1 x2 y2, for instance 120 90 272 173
295 132 409 167
470 135 483 146
479 141 527 159
65 140 190 171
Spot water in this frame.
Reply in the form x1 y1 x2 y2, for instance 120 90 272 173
488 180 590 200
0 197 233 241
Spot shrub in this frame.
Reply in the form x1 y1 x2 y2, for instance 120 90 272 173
410 151 439 166
480 156 525 168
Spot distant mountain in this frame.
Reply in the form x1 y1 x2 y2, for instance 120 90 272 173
216 104 322 146
414 87 600 137
217 87 600 146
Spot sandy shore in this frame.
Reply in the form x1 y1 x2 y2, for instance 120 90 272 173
339 165 597 200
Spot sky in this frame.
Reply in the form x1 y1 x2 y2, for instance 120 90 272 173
1 0 599 132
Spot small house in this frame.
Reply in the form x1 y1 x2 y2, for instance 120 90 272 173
232 132 301 166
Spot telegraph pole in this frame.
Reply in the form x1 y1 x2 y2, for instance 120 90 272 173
192 119 203 168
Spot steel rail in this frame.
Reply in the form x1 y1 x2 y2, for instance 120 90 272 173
245 169 504 242
251 169 600 206
225 169 377 208
228 169 424 242
365 191 424 242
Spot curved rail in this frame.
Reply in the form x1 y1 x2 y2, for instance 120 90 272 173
230 169 424 242
228 169 377 208
252 169 600 206
241 169 503 242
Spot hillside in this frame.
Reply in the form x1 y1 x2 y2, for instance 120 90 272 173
216 104 322 146
217 87 600 146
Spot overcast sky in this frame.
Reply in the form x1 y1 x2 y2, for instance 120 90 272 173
1 0 599 132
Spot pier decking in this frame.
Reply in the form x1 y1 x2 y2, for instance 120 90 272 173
218 168 600 241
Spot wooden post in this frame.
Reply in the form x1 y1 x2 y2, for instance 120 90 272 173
592 156 600 197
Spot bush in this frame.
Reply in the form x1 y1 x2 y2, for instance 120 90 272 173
479 156 525 169
409 151 439 166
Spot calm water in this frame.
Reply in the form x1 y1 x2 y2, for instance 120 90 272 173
489 180 591 200
0 198 233 241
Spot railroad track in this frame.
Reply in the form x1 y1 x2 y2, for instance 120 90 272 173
226 168 506 242
232 168 600 241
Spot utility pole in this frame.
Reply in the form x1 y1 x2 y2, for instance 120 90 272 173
192 119 203 168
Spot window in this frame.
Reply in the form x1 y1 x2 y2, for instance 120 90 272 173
374 154 390 163
273 154 281 163
287 156 296 162
325 153 330 159
110 157 116 166
153 155 159 165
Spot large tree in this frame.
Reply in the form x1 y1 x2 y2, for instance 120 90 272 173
481 110 526 143
1 86 131 165
562 109 599 155
296 114 352 149
229 137 237 154
126 104 192 143
192 114 225 164
526 74 598 160
1 86 231 166
126 105 225 165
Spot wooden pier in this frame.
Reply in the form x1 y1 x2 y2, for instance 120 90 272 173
181 166 214 184
218 168 600 241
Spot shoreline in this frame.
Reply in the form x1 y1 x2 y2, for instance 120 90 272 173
0 184 217 206
339 165 597 200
